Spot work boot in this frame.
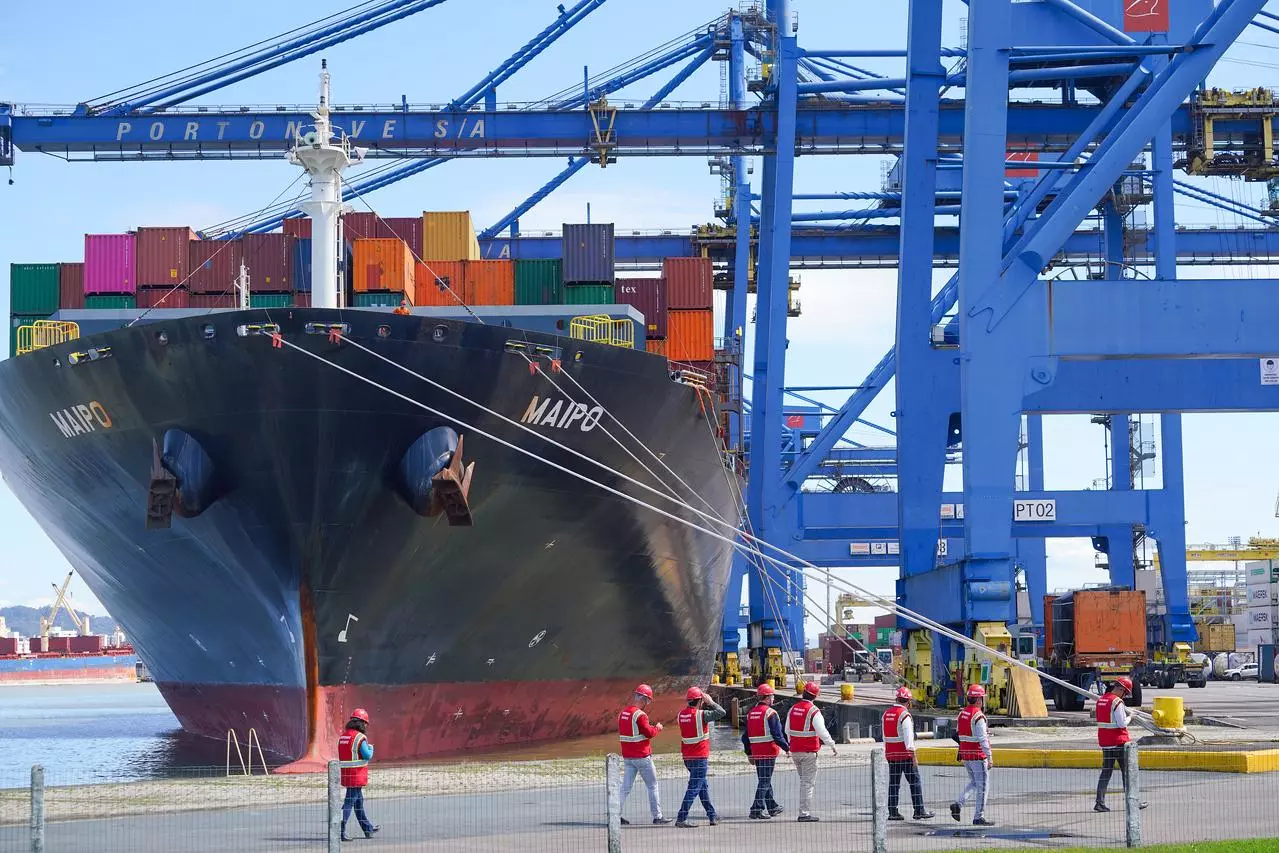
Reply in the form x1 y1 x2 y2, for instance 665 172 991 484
707 815 720 826
950 803 962 822
749 811 771 820
973 817 995 827
887 809 906 821
768 807 785 817
797 814 820 822
364 825 380 839
653 817 673 825
913 809 935 820
1093 802 1111 813
675 820 696 828
340 830 351 842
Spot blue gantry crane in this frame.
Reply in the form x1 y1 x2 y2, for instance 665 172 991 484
6 0 1279 705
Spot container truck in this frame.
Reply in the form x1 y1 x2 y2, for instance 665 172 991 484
1042 588 1147 711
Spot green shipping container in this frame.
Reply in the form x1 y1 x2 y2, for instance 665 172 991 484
562 284 614 306
84 295 137 310
353 291 406 308
514 259 564 305
9 314 51 357
10 264 61 315
249 293 294 308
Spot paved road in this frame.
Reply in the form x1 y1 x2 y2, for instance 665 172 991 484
2 760 1275 852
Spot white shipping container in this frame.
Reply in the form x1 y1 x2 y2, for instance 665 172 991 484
1247 607 1275 627
1245 561 1279 587
1247 586 1276 607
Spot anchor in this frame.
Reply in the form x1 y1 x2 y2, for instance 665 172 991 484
427 434 475 527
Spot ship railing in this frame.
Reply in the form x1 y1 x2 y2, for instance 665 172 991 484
568 314 635 349
16 320 79 355
225 728 269 777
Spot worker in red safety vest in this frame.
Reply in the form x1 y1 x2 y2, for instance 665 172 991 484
785 681 837 822
950 684 995 827
882 686 935 821
618 683 672 825
674 686 726 827
740 682 790 819
337 708 381 841
1094 677 1148 812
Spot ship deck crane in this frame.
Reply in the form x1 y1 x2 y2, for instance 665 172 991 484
40 571 87 638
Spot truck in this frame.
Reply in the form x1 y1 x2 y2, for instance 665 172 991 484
1042 588 1147 711
1142 615 1208 689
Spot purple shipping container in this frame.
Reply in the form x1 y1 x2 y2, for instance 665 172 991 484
188 240 243 294
59 263 85 309
84 234 135 294
242 234 294 292
343 212 380 241
561 223 615 283
663 257 713 309
614 277 668 338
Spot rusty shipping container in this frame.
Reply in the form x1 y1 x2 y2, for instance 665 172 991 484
343 211 380 241
422 212 481 260
136 227 196 287
464 260 515 306
189 293 239 309
645 338 667 356
562 223 615 283
666 309 714 362
383 217 424 259
283 218 312 239
188 240 243 294
614 278 667 338
136 287 191 309
1049 589 1147 657
663 257 713 309
352 239 416 296
415 261 465 306
59 263 85 309
242 234 294 292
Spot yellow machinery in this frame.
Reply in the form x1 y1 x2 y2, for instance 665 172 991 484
903 630 933 705
962 622 1013 714
752 647 786 686
714 651 741 686
16 320 79 355
1153 537 1279 567
1180 88 1279 182
568 314 635 349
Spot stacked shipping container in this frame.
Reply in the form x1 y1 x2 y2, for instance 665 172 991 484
663 257 714 363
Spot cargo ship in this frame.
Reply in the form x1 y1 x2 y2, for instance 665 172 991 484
0 651 139 685
0 68 735 762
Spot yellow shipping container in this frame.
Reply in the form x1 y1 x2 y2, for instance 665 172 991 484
421 211 481 261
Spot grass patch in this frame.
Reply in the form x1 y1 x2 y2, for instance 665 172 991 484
954 843 1279 853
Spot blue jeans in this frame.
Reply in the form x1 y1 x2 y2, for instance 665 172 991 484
342 787 373 834
750 758 780 814
676 758 716 821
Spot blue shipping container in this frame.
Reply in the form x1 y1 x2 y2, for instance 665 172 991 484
561 223 615 284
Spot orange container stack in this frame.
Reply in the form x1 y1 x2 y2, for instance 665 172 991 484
352 238 416 298
666 308 714 362
645 339 668 356
464 260 515 305
414 260 465 306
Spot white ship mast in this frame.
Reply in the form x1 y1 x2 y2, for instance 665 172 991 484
287 61 364 309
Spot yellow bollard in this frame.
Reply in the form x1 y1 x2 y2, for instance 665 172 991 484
796 679 807 695
840 683 854 701
766 678 776 689
1151 696 1185 730
711 674 721 685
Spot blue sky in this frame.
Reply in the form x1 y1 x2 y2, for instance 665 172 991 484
1 1 1278 643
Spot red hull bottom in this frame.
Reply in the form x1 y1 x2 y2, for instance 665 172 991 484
0 666 136 684
159 677 699 768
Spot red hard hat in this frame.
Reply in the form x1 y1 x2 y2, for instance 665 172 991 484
802 681 820 698
1114 677 1133 694
966 684 986 699
757 683 775 697
634 684 654 700
350 708 370 723
686 686 704 701
896 687 913 702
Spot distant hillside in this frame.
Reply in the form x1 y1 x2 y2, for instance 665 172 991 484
0 605 120 638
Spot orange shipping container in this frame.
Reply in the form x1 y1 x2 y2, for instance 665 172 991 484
666 309 713 362
415 261 465 306
645 338 668 356
464 260 514 305
352 238 416 295
1069 590 1146 655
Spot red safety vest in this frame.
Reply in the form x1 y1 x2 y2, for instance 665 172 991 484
618 705 653 758
678 707 711 759
746 705 782 759
337 728 369 788
882 704 913 760
1096 693 1130 748
785 700 822 753
956 706 987 761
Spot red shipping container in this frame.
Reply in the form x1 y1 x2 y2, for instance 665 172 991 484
663 257 713 309
47 637 72 653
137 287 191 309
343 212 380 240
415 261 465 306
667 309 714 362
294 292 311 307
59 263 85 309
189 240 243 294
0 637 19 655
242 234 294 292
70 635 105 653
283 218 312 239
136 227 196 286
27 637 48 653
382 217 424 259
189 293 240 309
615 277 668 338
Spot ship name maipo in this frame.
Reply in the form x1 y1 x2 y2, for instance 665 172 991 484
520 396 604 431
49 402 113 438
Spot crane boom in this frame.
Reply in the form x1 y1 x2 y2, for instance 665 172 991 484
39 571 86 638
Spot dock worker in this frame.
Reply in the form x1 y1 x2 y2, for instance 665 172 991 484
393 300 411 316
882 686 935 821
1094 677 1148 812
742 682 790 820
337 708 380 841
618 683 672 825
786 681 838 822
951 684 995 827
674 686 727 828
